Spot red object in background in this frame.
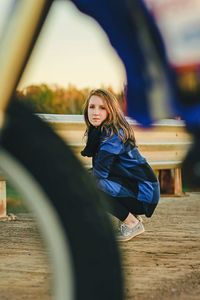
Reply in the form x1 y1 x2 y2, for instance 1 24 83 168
145 0 200 105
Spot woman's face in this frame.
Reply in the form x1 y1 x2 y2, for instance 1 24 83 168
87 95 109 127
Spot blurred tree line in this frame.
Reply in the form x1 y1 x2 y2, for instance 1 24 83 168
17 84 126 114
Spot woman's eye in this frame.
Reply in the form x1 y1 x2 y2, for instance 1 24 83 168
89 105 94 109
100 106 106 110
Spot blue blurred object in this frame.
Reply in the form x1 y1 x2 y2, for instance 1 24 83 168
72 0 176 126
72 0 200 129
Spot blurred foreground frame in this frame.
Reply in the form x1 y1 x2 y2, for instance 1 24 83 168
0 1 200 300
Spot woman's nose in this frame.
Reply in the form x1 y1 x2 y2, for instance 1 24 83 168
94 108 100 114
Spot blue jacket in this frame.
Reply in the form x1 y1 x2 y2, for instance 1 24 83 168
92 132 160 209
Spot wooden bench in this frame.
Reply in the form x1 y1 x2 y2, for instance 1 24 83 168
39 114 193 196
0 115 192 219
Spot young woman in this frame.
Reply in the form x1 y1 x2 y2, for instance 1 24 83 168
81 89 160 241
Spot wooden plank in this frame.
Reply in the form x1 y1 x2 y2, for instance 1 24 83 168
0 180 6 218
174 168 183 196
38 114 193 145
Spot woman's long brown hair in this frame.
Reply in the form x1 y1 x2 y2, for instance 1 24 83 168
83 89 136 145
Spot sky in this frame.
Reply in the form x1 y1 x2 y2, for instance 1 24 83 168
12 1 126 92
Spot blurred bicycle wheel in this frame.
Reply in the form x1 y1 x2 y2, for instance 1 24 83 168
0 99 123 300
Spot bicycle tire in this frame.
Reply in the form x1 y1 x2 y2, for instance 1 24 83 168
0 99 124 300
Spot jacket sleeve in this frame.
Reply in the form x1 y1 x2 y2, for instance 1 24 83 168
92 134 123 179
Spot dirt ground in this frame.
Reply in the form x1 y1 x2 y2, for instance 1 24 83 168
0 192 200 300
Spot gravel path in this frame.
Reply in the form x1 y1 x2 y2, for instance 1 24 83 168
0 193 200 299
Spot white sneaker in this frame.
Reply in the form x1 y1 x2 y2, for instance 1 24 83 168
116 221 145 242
